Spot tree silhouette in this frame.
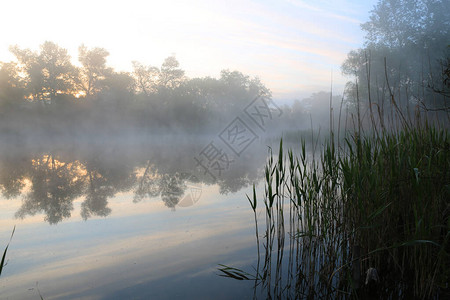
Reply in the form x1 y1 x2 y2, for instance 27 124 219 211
0 62 25 109
342 0 450 113
77 45 111 97
159 55 185 90
132 61 160 96
10 41 77 105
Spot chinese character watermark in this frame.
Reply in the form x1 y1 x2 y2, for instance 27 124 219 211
244 97 283 131
194 142 234 180
177 174 203 208
190 95 283 205
219 117 258 156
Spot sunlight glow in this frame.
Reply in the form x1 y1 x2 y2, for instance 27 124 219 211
0 0 375 100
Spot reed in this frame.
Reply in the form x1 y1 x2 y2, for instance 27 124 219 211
0 226 15 277
219 122 449 299
220 58 450 298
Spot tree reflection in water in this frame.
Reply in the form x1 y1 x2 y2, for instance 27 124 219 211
81 169 114 220
15 155 85 224
0 151 29 199
0 140 267 224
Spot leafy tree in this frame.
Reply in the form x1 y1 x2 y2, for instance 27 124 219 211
213 70 272 116
132 61 160 96
0 41 276 135
0 62 25 109
132 56 184 96
10 41 77 105
99 71 135 107
361 0 449 49
159 55 185 89
342 0 450 114
220 70 271 99
77 45 111 97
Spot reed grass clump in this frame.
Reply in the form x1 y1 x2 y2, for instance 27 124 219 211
220 125 449 299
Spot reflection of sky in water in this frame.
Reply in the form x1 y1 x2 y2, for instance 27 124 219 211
0 139 275 299
1 185 261 299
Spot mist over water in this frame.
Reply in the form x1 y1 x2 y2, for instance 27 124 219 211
1 0 449 299
0 135 274 223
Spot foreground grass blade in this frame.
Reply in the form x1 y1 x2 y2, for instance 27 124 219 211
217 264 255 281
0 226 16 277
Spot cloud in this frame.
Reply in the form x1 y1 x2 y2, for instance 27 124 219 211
1 203 255 299
0 0 372 104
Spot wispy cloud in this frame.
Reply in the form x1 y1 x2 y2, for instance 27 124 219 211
0 0 374 99
1 199 254 299
285 0 366 23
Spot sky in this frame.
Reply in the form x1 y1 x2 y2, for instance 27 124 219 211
0 0 377 101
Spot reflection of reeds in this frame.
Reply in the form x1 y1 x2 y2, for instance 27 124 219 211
220 123 449 298
0 226 15 277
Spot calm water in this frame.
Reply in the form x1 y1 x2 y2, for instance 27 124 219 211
0 135 279 299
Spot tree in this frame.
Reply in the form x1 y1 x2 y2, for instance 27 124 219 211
361 0 449 49
77 45 111 97
217 70 272 114
100 71 135 104
0 62 25 109
342 0 450 115
220 70 271 98
159 55 185 89
132 61 160 96
10 41 77 105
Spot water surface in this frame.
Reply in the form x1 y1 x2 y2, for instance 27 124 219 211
0 136 276 299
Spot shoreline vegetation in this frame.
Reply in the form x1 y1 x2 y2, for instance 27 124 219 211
218 50 449 300
218 2 449 297
218 48 449 299
0 0 449 298
220 121 449 299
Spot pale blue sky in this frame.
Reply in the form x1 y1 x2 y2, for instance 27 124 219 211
0 0 377 100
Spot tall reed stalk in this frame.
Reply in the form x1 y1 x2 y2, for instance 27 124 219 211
220 124 449 299
219 57 449 298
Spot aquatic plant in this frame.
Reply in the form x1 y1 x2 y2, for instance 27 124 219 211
0 226 15 277
220 123 449 299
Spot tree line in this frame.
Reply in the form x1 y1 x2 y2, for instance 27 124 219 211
0 42 269 106
341 0 449 129
0 138 268 224
0 0 448 139
0 41 274 137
